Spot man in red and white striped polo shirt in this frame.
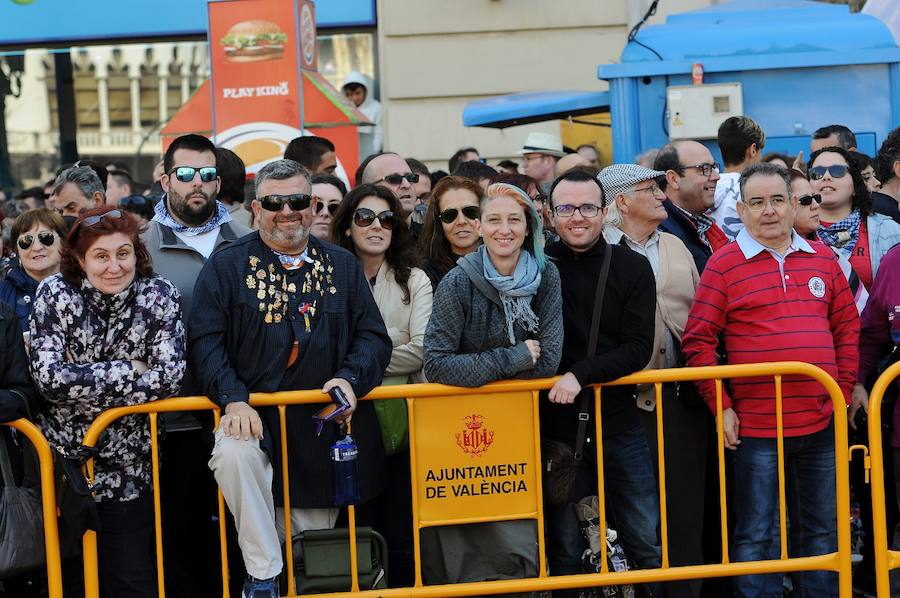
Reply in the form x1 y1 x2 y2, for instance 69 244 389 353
682 162 859 598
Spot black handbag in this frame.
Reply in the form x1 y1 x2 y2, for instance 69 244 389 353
52 444 100 551
284 526 388 594
542 245 611 508
0 429 45 578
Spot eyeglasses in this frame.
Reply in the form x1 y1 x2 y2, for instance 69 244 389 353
552 203 602 218
17 231 57 251
742 196 788 211
531 194 548 204
169 166 218 183
438 206 480 224
808 164 849 180
259 194 312 212
353 208 397 230
682 163 720 177
798 194 823 206
377 173 419 186
313 199 340 216
629 183 662 196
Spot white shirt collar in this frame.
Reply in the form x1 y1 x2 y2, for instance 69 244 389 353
735 228 815 259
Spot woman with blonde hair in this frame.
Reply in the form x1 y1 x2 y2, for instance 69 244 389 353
422 182 562 590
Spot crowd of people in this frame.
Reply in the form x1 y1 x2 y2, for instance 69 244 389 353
0 115 899 598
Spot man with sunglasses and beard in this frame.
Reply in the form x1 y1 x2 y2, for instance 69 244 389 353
144 133 252 598
190 159 391 598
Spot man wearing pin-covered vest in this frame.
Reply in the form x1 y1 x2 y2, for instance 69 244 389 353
189 159 391 598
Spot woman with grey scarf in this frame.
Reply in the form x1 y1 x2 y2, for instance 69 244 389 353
421 182 562 592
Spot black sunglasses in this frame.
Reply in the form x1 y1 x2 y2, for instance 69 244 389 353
798 194 823 206
353 208 397 230
314 199 340 216
259 194 312 212
378 173 419 186
120 196 150 208
17 231 57 251
438 206 480 224
808 165 849 180
169 166 218 183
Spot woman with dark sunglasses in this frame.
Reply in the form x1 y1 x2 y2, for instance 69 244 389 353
418 176 484 291
329 183 432 587
791 168 869 313
310 174 347 240
809 146 900 292
0 208 67 332
29 206 186 598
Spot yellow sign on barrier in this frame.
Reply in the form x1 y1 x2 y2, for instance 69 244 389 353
412 390 538 524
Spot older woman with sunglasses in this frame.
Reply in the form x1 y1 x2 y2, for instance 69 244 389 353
310 174 347 239
329 183 432 586
418 176 484 291
809 146 900 291
0 208 67 332
29 206 186 598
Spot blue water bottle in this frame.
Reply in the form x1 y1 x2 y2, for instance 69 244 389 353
331 431 360 506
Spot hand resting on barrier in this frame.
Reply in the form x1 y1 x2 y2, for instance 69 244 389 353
548 371 582 404
322 378 357 424
223 401 264 441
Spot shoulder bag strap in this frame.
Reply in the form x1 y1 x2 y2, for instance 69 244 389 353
574 244 612 461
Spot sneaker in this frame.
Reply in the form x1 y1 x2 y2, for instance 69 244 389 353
242 575 279 598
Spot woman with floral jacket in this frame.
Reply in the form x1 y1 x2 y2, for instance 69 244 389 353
29 206 185 598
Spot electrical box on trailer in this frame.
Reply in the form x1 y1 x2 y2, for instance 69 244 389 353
666 82 743 140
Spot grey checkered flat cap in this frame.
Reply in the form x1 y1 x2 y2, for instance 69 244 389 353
598 163 667 201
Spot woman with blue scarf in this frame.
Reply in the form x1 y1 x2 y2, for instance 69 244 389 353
809 146 900 294
424 182 562 387
421 182 562 592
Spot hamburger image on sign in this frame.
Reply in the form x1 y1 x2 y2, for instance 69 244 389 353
221 20 287 63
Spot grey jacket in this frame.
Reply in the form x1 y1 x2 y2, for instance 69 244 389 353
143 219 252 316
424 253 563 387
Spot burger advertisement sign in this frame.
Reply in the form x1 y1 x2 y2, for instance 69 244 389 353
208 0 316 172
221 19 287 63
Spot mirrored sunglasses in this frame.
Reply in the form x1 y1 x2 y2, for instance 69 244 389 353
17 231 57 251
170 166 218 183
353 208 397 230
259 194 312 212
438 206 480 224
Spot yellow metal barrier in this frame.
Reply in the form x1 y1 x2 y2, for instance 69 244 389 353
3 418 63 598
74 361 851 597
867 360 900 597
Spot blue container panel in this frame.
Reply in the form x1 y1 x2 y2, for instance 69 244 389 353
616 63 893 162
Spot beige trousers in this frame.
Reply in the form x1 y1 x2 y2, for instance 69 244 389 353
208 428 337 580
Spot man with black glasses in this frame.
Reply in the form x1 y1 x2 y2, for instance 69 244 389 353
190 159 391 598
145 133 252 598
357 152 419 218
543 168 661 598
654 140 728 273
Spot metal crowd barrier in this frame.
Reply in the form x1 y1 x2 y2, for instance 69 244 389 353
866 360 900 597
70 361 851 597
2 418 63 598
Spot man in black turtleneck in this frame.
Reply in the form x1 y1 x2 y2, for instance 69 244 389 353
543 169 660 598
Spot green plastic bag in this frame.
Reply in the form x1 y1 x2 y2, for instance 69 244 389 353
373 398 408 456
